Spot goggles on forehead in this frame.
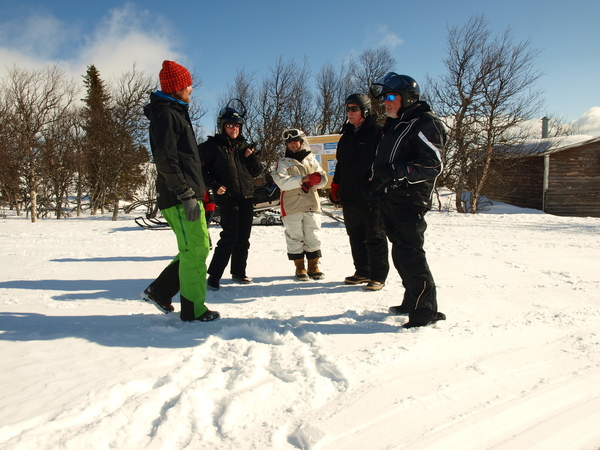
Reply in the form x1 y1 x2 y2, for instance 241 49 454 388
282 129 303 141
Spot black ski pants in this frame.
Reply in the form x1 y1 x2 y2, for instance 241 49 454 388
208 197 254 280
379 196 438 321
342 204 389 283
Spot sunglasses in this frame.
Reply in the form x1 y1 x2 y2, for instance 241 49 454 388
382 94 400 102
346 105 361 113
225 123 241 129
282 129 302 141
286 137 301 144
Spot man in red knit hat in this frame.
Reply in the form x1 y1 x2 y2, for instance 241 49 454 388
140 60 220 322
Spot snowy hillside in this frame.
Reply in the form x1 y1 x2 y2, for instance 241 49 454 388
1 198 599 449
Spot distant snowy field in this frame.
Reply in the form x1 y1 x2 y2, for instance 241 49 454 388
1 196 600 450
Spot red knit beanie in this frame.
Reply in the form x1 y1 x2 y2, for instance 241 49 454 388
159 60 193 93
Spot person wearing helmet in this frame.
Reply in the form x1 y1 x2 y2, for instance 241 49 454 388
330 93 389 291
370 72 447 328
271 128 327 281
198 102 262 291
141 60 219 322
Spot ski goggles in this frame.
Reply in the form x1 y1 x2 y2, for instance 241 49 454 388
382 94 400 102
282 129 303 142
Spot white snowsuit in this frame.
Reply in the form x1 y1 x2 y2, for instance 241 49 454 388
271 141 327 258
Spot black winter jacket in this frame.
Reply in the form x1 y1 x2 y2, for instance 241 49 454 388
144 92 205 211
198 134 262 202
333 114 382 207
371 101 446 212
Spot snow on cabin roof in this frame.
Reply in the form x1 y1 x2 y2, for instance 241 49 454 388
499 135 600 157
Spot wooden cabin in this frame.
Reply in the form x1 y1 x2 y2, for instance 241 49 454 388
484 135 600 217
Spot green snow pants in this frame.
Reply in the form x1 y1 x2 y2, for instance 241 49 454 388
162 201 210 320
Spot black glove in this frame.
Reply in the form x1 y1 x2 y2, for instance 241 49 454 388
248 142 260 156
177 188 200 222
373 164 397 185
181 198 200 222
301 182 311 193
367 178 386 197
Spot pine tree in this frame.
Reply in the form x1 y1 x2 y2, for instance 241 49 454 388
81 65 116 215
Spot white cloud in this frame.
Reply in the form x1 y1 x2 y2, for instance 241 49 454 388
376 25 404 49
0 4 183 86
0 14 75 75
572 107 600 136
361 24 404 51
0 14 73 60
74 3 185 82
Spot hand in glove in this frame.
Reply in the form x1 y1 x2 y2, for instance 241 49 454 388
373 163 397 186
177 188 200 222
308 172 322 186
301 182 311 193
329 182 341 205
367 178 386 197
181 198 200 221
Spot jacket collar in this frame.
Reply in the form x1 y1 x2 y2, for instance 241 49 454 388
153 90 189 107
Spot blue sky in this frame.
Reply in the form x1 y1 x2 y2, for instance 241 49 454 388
1 0 599 135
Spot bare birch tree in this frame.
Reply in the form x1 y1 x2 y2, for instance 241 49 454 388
0 65 77 222
0 94 24 214
427 14 544 212
349 47 396 119
256 56 314 171
315 60 350 135
39 109 83 218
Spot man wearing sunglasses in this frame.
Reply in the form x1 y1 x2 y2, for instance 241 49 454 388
199 103 262 291
331 94 389 291
370 72 446 328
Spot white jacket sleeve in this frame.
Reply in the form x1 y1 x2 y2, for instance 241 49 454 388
271 158 303 192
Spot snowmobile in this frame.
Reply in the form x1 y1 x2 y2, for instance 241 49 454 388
135 180 282 229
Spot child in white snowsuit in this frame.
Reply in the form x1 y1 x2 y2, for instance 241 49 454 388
271 129 327 280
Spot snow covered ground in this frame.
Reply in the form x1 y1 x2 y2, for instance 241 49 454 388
1 196 600 450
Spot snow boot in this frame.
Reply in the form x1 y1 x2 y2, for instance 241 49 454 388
294 259 309 281
307 258 325 280
344 274 370 285
403 312 446 328
182 309 221 322
141 286 174 314
232 275 253 284
366 281 385 291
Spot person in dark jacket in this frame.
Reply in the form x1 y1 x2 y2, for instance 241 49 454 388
141 60 219 322
199 104 262 291
370 72 446 328
331 94 389 291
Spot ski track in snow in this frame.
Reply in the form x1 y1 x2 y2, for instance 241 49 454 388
1 205 600 449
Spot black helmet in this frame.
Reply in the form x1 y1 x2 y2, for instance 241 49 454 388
217 98 246 134
370 73 420 110
345 93 371 117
